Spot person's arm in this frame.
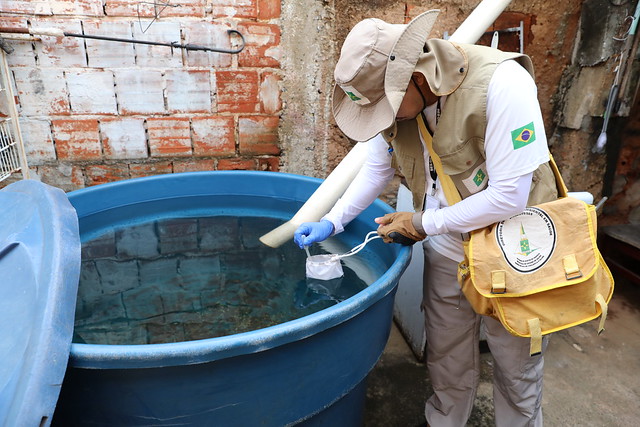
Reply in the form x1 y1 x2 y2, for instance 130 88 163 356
322 134 396 234
421 172 532 234
294 134 395 248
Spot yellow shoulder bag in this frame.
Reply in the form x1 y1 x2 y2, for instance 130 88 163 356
416 115 615 356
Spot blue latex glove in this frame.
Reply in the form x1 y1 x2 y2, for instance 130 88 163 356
294 220 335 249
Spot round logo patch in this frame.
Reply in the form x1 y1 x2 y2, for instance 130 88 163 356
495 207 557 273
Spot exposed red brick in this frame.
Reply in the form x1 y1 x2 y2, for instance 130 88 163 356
52 119 102 161
84 164 131 186
36 163 85 192
105 0 206 17
20 118 56 164
217 158 256 170
13 69 70 116
182 21 234 68
173 159 216 173
237 22 281 68
191 116 236 156
258 0 280 20
0 16 28 30
260 71 282 114
29 18 86 67
211 0 257 19
114 70 165 115
129 161 173 178
238 115 280 155
67 70 117 114
165 70 212 113
82 20 136 67
132 22 182 68
217 70 260 113
0 1 51 15
147 118 192 157
49 0 102 15
165 0 207 17
100 118 148 160
258 157 279 172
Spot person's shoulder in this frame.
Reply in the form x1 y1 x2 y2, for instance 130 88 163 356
492 60 534 87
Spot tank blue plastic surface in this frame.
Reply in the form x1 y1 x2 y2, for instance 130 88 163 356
0 180 80 427
53 171 410 425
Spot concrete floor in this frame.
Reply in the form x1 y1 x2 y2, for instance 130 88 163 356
364 276 640 426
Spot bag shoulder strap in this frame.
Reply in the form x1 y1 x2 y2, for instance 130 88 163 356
416 114 462 206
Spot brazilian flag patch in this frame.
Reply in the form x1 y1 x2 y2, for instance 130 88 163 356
511 122 536 149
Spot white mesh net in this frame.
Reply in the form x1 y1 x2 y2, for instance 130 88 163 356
305 231 381 281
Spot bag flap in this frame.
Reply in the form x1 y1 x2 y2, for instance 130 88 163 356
467 197 598 297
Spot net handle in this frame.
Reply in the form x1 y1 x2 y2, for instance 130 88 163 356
335 231 381 259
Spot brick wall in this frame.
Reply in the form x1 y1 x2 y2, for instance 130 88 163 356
0 0 282 191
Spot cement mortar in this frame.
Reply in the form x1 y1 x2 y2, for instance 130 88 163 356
279 0 337 178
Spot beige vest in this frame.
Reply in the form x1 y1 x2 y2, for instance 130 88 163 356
383 40 558 211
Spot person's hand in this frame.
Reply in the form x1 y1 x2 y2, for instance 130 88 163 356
294 220 335 249
375 212 426 246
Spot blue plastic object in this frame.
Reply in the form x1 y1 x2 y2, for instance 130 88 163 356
0 180 80 427
51 171 410 425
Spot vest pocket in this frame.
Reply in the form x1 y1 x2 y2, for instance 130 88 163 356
396 153 416 181
438 136 484 176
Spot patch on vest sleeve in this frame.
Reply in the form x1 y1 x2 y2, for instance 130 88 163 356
510 122 536 149
461 162 488 194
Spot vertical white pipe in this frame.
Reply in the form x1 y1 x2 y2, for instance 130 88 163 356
260 0 512 248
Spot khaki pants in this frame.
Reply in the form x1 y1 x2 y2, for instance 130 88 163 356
421 239 546 427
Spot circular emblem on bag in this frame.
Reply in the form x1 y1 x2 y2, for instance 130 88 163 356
495 207 557 273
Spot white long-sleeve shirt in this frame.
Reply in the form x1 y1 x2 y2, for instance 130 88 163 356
323 60 550 262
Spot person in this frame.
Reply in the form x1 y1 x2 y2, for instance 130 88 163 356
293 9 560 427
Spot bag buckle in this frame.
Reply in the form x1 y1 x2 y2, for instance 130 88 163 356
491 270 507 294
563 254 583 280
457 262 470 282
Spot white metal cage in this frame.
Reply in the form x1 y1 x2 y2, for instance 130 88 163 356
0 48 29 183
0 119 20 181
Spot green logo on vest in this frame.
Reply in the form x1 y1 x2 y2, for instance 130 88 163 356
511 122 536 149
346 91 361 102
473 168 486 187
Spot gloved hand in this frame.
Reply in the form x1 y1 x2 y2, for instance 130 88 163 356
294 219 335 249
375 211 426 246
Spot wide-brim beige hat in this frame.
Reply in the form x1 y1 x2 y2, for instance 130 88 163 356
332 10 440 142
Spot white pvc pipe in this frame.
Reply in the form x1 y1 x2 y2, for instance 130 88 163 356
448 0 513 43
259 142 369 247
260 0 512 248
